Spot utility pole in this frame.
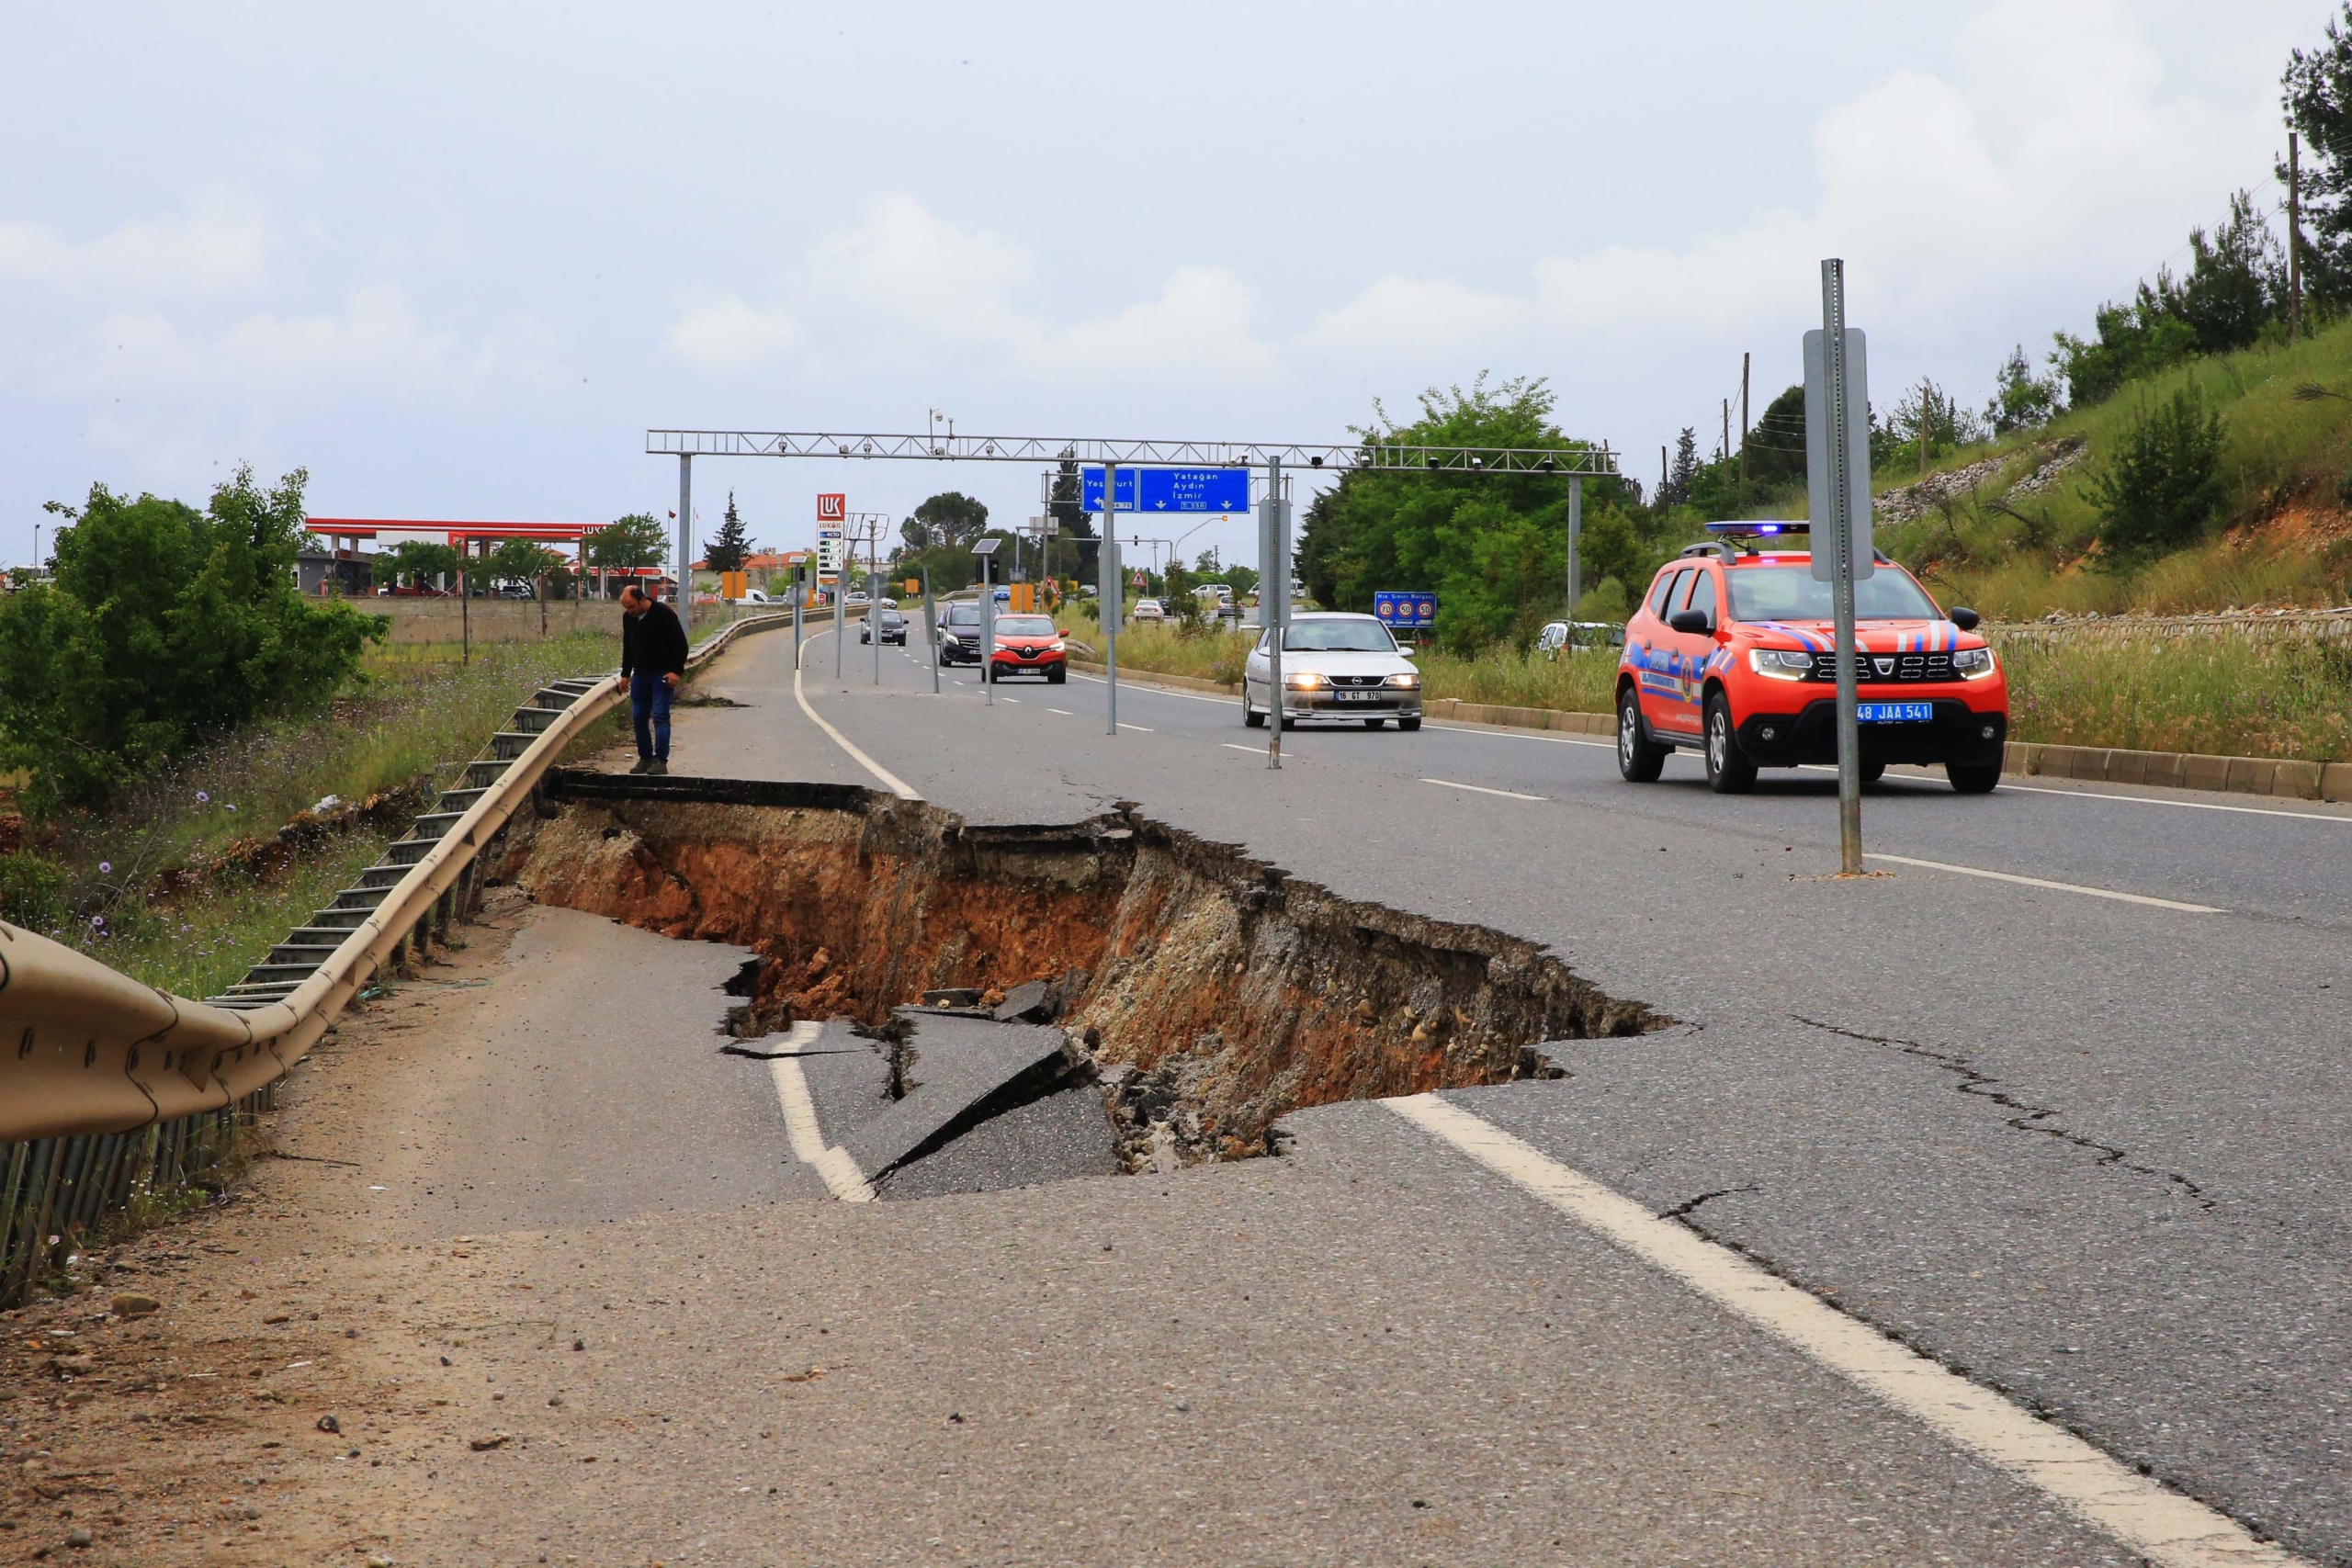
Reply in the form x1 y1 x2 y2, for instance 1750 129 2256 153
1919 376 1933 478
1659 445 1668 507
2290 130 2305 344
1738 352 1751 491
1566 475 1583 617
1722 399 1730 465
675 456 693 634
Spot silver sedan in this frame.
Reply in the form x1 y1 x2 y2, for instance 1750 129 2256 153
1242 613 1424 731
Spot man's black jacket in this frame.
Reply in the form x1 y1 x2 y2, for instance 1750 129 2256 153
621 600 689 679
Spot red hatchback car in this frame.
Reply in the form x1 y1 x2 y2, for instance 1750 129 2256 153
1616 524 2008 794
985 613 1069 683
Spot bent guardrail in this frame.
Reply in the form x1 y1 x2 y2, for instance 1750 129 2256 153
0 613 786 1300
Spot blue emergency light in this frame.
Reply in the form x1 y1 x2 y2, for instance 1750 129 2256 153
1702 520 1810 536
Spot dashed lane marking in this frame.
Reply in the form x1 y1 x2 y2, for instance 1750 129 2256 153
766 1023 872 1202
1424 721 1614 750
1119 722 1155 733
1385 1094 2302 1568
1221 743 1262 754
793 636 922 800
1421 777 1545 801
1867 852 2223 913
1047 707 1074 716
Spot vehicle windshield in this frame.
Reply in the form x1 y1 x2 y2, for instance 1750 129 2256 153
1726 565 1940 622
944 604 982 625
1283 618 1396 653
995 615 1056 637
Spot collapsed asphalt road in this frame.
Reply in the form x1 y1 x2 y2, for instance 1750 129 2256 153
4 624 2339 1565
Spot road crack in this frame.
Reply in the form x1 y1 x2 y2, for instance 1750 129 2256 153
1657 1183 1760 1223
1793 1015 2215 1209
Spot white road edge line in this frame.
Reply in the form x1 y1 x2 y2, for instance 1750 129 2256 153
1994 780 2352 824
1421 777 1545 801
766 1022 872 1202
1867 852 2224 913
1383 1094 2302 1568
1425 721 1614 750
794 639 922 800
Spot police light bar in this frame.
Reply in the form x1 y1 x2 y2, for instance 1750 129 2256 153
1702 520 1810 536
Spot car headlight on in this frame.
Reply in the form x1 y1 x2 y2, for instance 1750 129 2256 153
1386 671 1419 688
1747 648 1813 681
1285 671 1327 689
1952 646 1996 678
1049 639 1065 652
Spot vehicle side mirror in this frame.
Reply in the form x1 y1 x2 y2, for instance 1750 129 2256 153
1057 628 1069 637
1668 608 1713 635
1950 606 1981 631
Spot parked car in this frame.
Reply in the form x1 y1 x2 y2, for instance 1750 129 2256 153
985 614 1068 683
1132 598 1166 623
1616 522 2007 794
860 607 909 645
1242 613 1422 731
1536 620 1626 658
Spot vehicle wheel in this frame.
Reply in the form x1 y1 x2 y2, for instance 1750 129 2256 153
1280 714 1297 730
1398 716 1422 732
1947 761 2000 795
1364 717 1387 730
1703 693 1758 794
1616 688 1666 783
1860 760 1886 784
1244 705 1265 728
1046 667 1066 684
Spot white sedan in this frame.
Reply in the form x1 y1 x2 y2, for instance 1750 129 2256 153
1242 613 1423 731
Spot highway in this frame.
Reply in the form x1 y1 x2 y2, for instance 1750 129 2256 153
713 625 2352 1562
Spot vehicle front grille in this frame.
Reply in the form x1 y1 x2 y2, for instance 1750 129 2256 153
1325 674 1388 688
1810 651 1955 682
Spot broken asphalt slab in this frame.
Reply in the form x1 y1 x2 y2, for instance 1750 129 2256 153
835 1011 1078 1180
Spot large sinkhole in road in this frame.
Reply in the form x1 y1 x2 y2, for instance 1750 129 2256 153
504 775 1662 1198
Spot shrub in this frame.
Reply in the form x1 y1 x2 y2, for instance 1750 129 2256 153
0 466 386 814
2083 385 2228 565
0 853 66 932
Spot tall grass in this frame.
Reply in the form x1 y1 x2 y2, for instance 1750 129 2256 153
1994 632 2352 760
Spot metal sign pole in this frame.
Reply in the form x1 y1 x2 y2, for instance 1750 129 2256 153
1566 473 1583 621
1820 258 1864 875
871 525 881 686
1102 462 1119 737
1265 454 1285 769
792 574 803 668
922 568 939 694
833 570 844 678
676 455 693 635
979 552 994 707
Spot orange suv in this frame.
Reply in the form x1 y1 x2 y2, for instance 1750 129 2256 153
1615 524 2007 794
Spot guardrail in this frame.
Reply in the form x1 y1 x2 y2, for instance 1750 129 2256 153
0 613 787 1302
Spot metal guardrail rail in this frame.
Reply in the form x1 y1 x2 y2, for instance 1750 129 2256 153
0 613 786 1301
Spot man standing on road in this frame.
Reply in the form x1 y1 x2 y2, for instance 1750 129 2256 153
619 583 687 775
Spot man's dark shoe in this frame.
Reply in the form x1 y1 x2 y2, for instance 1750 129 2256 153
628 756 652 774
645 759 669 776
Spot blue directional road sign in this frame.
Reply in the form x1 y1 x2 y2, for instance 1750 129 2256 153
1373 591 1437 630
1081 467 1250 515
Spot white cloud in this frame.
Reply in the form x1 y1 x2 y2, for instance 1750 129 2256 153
0 199 267 299
662 193 1275 381
1306 276 1526 356
664 296 801 372
83 288 521 399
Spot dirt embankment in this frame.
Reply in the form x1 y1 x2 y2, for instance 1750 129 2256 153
508 794 1657 1159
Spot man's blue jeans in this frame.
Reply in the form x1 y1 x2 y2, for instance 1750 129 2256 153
629 673 673 761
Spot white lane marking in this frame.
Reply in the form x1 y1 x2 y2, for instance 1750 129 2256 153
1421 777 1545 801
1046 707 1074 716
1068 671 1235 706
1425 721 1614 750
793 644 922 800
1221 743 1262 754
1385 1094 2302 1568
1001 696 1023 703
765 1023 872 1202
1995 780 2352 823
1867 852 2223 913
1119 722 1155 732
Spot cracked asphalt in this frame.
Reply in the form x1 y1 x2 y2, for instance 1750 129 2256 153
679 626 2352 1562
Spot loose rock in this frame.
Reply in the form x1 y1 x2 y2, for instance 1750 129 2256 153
108 1293 160 1319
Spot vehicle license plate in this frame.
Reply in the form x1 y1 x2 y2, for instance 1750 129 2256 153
1335 690 1376 703
1856 702 1932 723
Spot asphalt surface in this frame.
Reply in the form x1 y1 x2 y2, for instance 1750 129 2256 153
664 625 2352 1563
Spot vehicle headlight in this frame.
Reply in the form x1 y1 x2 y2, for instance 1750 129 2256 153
1386 671 1419 688
1748 648 1812 681
1952 646 1996 678
1285 671 1327 689
1049 639 1065 652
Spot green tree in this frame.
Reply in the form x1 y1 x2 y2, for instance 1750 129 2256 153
587 513 670 572
1295 375 1635 651
2284 9 2352 306
1741 385 1807 488
1985 346 2061 435
706 491 752 573
0 466 384 813
912 491 989 549
2084 383 2229 564
483 537 562 592
2179 190 2285 354
1665 428 1699 506
1047 456 1097 576
380 539 461 590
1889 378 1989 468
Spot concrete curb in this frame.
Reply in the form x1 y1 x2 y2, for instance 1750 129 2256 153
1071 665 2348 804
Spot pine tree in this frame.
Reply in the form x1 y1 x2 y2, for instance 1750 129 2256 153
1667 429 1699 506
706 491 751 573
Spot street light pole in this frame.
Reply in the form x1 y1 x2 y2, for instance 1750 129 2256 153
1102 462 1119 737
1265 454 1286 770
676 455 693 634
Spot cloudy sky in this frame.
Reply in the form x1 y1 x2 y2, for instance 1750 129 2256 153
0 0 2327 571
